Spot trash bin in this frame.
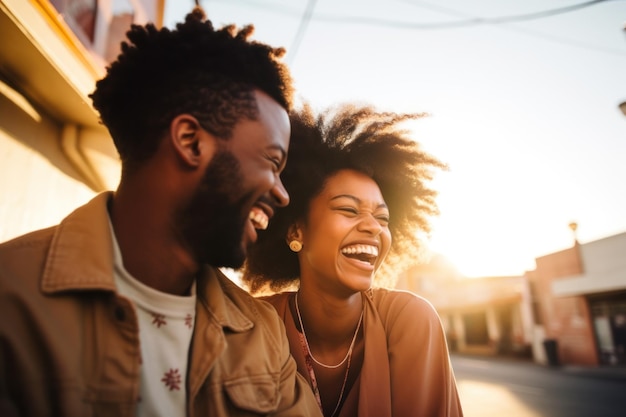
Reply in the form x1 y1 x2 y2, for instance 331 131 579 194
543 339 559 366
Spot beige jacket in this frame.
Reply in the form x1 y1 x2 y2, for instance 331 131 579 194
264 290 464 417
0 193 321 417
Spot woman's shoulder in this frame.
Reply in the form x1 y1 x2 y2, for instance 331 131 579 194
367 287 441 323
368 287 435 308
258 291 293 302
256 291 294 315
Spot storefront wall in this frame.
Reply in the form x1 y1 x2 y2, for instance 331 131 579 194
0 85 95 243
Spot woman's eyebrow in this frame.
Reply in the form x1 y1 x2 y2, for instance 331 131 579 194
330 194 388 209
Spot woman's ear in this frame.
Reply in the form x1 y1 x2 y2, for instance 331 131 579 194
169 114 215 168
286 223 303 243
286 223 304 253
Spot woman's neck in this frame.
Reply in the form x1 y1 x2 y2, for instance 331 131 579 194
294 289 363 363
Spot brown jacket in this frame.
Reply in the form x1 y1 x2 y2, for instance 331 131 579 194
264 290 464 417
0 193 321 417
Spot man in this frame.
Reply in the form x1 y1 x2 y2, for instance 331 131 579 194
0 7 321 417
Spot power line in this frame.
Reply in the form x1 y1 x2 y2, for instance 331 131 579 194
209 0 626 59
390 0 626 58
313 0 616 29
288 0 318 65
213 0 621 30
488 23 626 58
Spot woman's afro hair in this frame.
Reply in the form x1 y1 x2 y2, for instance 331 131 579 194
90 6 294 167
242 103 447 294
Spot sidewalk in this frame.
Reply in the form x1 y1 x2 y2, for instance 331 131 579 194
558 363 626 382
452 353 626 382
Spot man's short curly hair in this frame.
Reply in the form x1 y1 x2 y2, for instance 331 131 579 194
90 6 294 168
242 103 446 294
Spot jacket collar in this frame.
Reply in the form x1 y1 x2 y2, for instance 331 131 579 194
41 192 117 294
39 191 253 332
197 266 254 333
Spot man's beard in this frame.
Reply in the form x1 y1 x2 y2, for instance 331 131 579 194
177 149 253 268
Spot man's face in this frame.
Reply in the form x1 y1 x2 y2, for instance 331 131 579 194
179 90 291 268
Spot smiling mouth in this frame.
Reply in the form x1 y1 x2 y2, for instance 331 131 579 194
249 207 269 230
341 244 379 265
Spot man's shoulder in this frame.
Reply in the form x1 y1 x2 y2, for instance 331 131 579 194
210 269 288 348
0 193 111 259
0 226 58 305
212 269 283 320
0 226 57 262
0 193 113 291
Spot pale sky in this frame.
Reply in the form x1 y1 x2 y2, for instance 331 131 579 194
164 0 626 277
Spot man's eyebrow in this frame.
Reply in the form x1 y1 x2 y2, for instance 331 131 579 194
269 144 287 156
268 144 287 159
330 194 388 209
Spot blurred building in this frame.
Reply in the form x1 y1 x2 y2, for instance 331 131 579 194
397 260 534 358
398 230 626 368
0 0 164 244
530 231 626 366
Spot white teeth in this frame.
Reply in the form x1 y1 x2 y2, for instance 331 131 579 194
249 210 269 230
340 244 379 257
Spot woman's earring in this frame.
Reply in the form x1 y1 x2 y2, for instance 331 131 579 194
289 240 302 253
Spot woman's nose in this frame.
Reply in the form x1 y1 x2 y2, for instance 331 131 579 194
357 213 383 235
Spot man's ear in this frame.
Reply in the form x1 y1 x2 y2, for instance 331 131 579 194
169 114 214 168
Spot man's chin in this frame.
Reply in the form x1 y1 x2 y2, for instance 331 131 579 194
224 252 246 270
204 247 246 270
195 218 249 268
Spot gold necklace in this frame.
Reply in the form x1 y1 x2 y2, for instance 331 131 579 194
295 292 363 368
295 292 363 417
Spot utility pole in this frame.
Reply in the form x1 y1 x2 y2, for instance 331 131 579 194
619 23 626 116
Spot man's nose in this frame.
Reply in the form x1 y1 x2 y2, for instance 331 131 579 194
272 176 290 207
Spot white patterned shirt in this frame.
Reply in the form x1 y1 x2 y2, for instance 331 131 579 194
110 224 196 417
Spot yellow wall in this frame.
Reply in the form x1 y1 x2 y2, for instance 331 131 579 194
0 85 96 243
0 0 147 243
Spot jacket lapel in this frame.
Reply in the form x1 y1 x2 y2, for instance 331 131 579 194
187 267 253 399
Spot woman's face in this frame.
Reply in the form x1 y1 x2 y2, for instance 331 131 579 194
297 169 392 295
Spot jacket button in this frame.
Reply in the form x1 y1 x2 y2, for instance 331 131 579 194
114 306 126 321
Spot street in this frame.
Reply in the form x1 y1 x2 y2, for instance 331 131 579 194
451 355 626 417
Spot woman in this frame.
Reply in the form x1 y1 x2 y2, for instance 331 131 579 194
242 104 463 417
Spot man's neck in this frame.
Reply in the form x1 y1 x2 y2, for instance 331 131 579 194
109 187 199 296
